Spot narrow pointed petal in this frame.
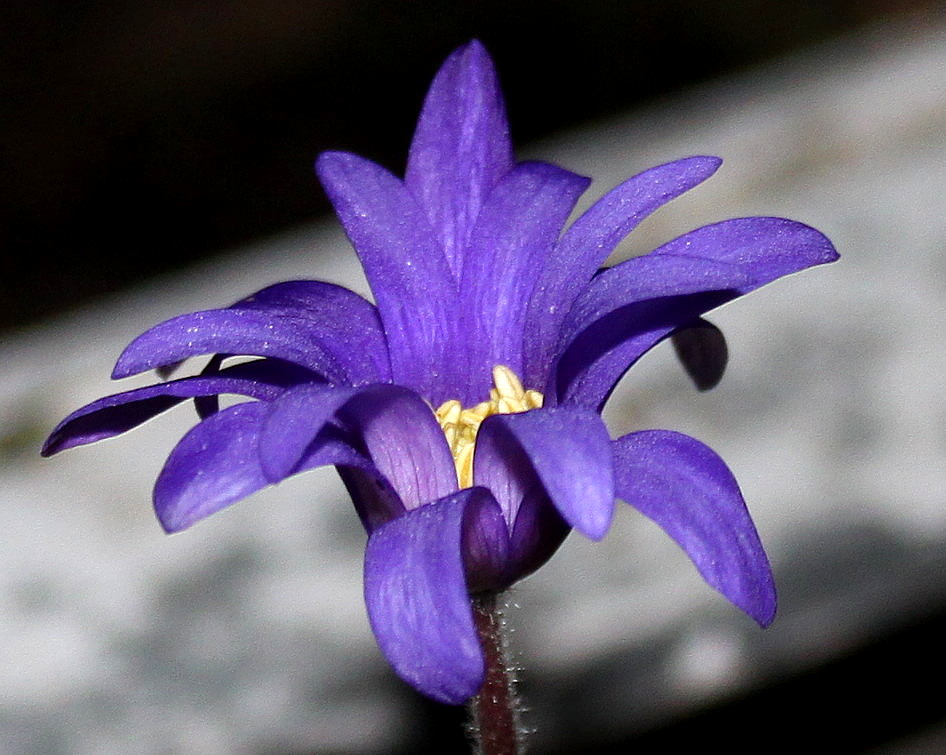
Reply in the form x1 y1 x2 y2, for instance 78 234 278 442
613 430 777 626
316 151 460 402
42 361 314 455
555 217 838 407
552 252 746 405
155 402 368 532
671 318 728 391
364 488 491 704
234 280 392 383
456 161 589 395
475 407 615 540
405 39 514 276
652 216 839 287
523 156 723 387
112 309 352 384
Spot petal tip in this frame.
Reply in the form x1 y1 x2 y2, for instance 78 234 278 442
749 592 778 628
583 507 614 541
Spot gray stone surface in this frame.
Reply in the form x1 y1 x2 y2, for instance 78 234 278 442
2 15 945 753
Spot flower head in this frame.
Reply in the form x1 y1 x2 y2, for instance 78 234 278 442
43 41 838 704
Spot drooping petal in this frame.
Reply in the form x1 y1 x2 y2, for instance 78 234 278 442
364 488 492 704
405 39 514 277
316 151 461 403
554 217 838 407
475 407 615 541
42 360 315 455
456 161 589 397
671 318 728 391
112 309 352 384
233 280 392 383
155 402 270 532
258 383 359 482
523 156 723 387
612 430 777 626
154 402 368 533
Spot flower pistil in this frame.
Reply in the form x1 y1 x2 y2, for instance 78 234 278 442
435 365 543 488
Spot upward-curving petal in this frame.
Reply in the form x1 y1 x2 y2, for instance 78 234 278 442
612 430 777 626
455 161 589 399
523 156 723 387
316 151 460 403
405 39 514 277
364 488 492 704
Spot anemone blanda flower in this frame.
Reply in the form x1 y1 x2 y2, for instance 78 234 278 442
43 40 838 705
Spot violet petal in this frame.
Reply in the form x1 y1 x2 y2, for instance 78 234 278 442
556 291 732 408
461 488 511 593
612 430 777 626
652 216 839 288
42 361 312 455
555 217 838 407
258 383 359 482
456 161 589 397
155 402 368 533
364 488 489 705
316 151 461 403
112 309 351 384
338 385 458 512
523 156 722 387
475 407 614 540
233 280 392 383
405 40 514 277
558 253 748 345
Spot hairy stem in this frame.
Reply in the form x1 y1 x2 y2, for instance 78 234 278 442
468 593 520 755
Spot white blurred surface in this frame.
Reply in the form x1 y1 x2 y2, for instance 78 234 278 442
3 16 946 753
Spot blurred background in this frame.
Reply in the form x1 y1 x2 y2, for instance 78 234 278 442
3 1 946 752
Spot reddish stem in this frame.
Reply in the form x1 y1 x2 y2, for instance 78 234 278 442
468 593 520 755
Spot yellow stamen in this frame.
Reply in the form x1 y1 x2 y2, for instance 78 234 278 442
434 365 544 489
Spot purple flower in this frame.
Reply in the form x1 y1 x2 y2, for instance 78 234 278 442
43 41 837 704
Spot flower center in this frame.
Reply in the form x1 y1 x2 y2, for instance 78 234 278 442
434 365 544 489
